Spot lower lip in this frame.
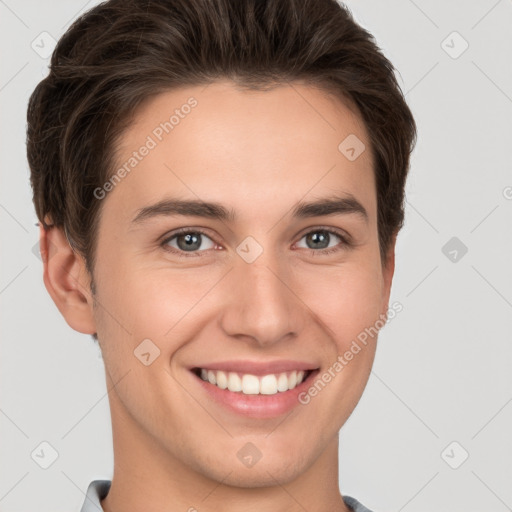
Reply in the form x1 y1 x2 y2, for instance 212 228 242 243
191 370 319 419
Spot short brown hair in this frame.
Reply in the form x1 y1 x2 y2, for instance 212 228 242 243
27 0 416 282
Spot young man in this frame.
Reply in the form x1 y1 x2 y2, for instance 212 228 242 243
27 0 416 510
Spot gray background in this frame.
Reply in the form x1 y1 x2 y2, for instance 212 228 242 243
1 1 511 511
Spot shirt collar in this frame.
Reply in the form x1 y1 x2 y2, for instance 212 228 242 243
81 480 111 512
79 479 372 512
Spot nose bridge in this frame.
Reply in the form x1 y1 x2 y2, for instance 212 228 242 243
219 247 303 346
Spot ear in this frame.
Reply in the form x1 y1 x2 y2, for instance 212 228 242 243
380 232 397 318
39 221 97 335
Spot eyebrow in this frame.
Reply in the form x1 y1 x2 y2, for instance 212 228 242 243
131 194 368 225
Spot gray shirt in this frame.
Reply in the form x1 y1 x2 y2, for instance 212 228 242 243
80 480 376 512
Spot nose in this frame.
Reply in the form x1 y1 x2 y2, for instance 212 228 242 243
218 249 305 347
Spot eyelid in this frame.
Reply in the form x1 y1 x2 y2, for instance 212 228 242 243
295 225 352 245
157 226 215 243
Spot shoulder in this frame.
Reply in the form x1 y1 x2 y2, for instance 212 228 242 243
343 494 378 512
80 480 111 512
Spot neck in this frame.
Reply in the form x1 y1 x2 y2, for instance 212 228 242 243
101 391 351 512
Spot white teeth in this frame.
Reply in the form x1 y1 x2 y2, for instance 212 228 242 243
227 372 242 392
277 373 288 392
288 370 297 390
260 374 278 395
198 369 309 395
242 374 260 394
216 370 228 389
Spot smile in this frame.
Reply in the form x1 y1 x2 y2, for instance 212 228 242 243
189 360 320 418
194 368 311 395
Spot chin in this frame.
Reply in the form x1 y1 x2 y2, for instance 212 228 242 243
187 443 314 488
209 461 306 489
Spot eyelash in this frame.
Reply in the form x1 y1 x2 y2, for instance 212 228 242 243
159 226 352 259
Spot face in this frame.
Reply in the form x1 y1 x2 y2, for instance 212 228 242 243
49 81 395 488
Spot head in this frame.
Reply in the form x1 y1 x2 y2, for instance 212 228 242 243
27 0 416 489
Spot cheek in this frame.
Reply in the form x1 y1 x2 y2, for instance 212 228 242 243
95 254 195 332
124 266 218 338
94 259 223 372
295 265 383 434
297 262 384 349
91 262 190 422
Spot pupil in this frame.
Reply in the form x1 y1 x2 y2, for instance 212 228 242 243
307 231 329 249
178 233 201 251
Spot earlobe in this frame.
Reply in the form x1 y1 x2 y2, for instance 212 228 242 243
40 222 97 335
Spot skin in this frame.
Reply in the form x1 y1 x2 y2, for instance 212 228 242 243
41 81 396 512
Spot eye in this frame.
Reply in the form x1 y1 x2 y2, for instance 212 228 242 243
160 226 352 259
161 229 217 256
295 228 351 255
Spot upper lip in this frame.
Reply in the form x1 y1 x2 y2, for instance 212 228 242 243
191 360 319 376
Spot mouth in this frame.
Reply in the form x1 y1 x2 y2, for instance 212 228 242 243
191 367 314 395
189 364 319 419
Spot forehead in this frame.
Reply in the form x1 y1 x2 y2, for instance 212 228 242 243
106 80 376 224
